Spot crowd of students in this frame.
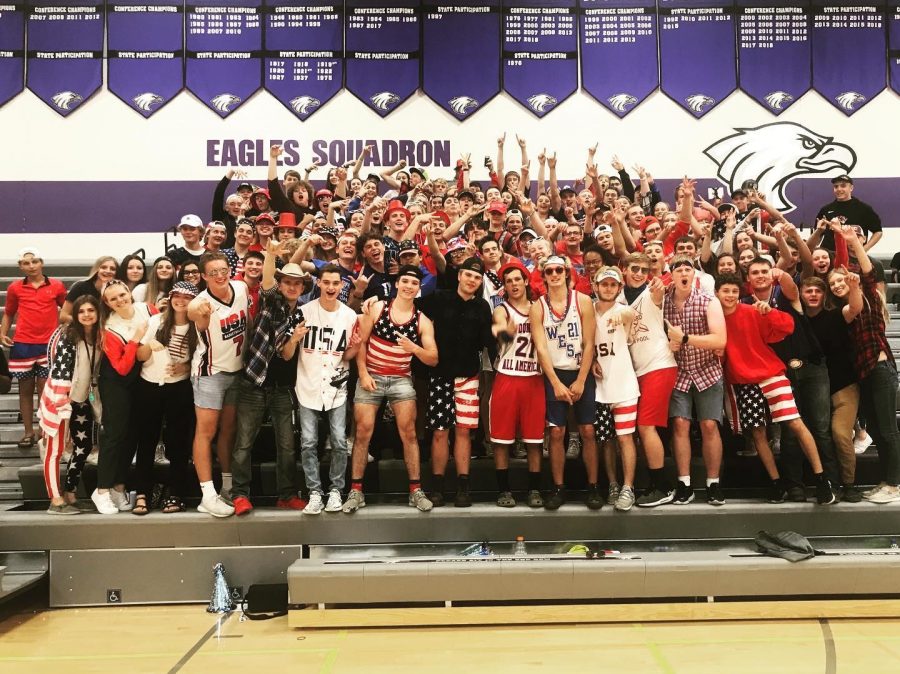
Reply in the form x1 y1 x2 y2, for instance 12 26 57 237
4 135 899 517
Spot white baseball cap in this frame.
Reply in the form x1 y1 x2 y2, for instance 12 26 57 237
178 214 204 229
17 247 42 262
594 267 623 284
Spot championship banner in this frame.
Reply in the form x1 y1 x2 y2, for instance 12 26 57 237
264 1 342 121
423 1 502 120
811 1 887 116
26 2 104 117
658 0 737 118
108 1 184 118
891 3 900 95
502 0 578 117
579 0 659 118
345 0 420 118
186 0 262 118
0 2 24 109
737 1 810 115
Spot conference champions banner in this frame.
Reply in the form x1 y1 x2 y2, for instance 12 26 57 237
737 1 811 115
502 0 578 118
579 0 659 118
264 1 342 121
345 0 419 118
0 2 24 109
26 2 104 116
658 0 737 118
892 3 900 95
423 1 502 120
107 1 184 118
811 1 887 116
186 0 262 118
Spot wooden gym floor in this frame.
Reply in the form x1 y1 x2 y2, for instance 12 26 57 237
1 603 900 673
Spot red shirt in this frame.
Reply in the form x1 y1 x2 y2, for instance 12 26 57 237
4 277 67 344
722 304 794 384
236 276 261 320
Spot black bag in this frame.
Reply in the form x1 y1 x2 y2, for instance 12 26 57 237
241 583 289 620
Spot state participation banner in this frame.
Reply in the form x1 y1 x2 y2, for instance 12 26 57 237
502 0 578 117
0 2 24 109
26 2 104 116
736 1 810 115
811 1 887 116
345 1 420 117
891 4 900 95
107 1 185 118
423 1 502 120
578 0 659 118
186 0 262 118
658 0 737 118
264 1 342 121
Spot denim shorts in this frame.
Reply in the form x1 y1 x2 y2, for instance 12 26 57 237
192 371 240 410
668 380 724 423
354 374 417 406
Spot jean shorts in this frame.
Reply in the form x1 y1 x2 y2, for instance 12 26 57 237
668 380 724 423
192 371 241 410
354 374 417 406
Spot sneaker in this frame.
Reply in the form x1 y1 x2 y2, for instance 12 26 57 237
276 496 307 510
615 486 636 511
585 486 604 510
787 486 807 503
154 441 169 466
303 492 324 515
816 478 837 505
91 489 118 515
342 488 366 513
706 482 726 506
108 489 133 512
866 485 900 504
544 488 565 511
367 453 375 464
197 495 234 518
429 491 445 508
736 447 758 457
840 484 863 503
853 434 873 455
454 490 472 508
47 503 81 516
565 435 581 459
862 482 888 498
408 488 433 512
233 496 253 516
607 482 620 506
672 482 694 505
218 488 233 506
767 480 788 504
496 491 517 508
636 487 674 508
526 490 544 508
324 489 343 512
513 441 527 459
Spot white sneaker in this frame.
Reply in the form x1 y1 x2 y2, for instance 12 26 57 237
863 482 888 498
91 489 119 515
108 489 132 512
367 453 375 464
324 489 343 512
197 495 235 518
566 435 581 459
615 486 636 512
304 492 324 515
866 485 900 503
854 434 873 455
154 441 169 465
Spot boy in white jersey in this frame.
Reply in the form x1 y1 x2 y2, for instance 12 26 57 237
592 267 640 511
188 252 249 517
490 263 545 508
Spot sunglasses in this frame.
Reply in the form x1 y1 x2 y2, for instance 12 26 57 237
544 266 565 276
204 268 230 278
628 265 650 275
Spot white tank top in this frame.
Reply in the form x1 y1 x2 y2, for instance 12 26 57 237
594 304 640 404
495 301 541 377
540 290 584 371
625 287 677 377
192 281 250 376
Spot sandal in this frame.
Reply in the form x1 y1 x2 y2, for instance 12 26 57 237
132 494 149 516
17 434 35 448
162 497 185 514
496 491 517 508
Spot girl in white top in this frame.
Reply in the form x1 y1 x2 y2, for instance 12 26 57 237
132 256 176 311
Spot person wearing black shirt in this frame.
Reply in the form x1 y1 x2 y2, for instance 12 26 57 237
815 175 881 251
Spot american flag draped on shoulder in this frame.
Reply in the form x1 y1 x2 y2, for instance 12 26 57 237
38 327 74 438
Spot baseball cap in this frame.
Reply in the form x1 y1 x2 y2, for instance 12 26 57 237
178 214 204 229
519 228 539 240
431 210 451 226
730 189 747 199
459 257 485 275
457 190 476 201
506 209 523 220
396 264 423 280
560 184 576 195
315 188 333 199
319 226 340 240
398 240 420 254
17 246 41 262
488 200 507 214
594 267 623 284
831 174 853 184
639 215 659 232
445 237 468 253
169 281 199 298
499 261 528 280
594 224 613 236
409 167 427 180
236 182 253 192
206 220 227 231
252 187 270 199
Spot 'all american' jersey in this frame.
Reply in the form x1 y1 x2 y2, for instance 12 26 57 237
192 281 249 376
495 301 540 376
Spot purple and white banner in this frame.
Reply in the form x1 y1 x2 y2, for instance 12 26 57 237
423 1 502 120
108 1 184 118
264 1 342 120
345 1 419 118
186 1 262 118
26 2 104 116
811 1 886 116
658 0 737 118
891 3 900 96
502 0 577 117
737 2 810 115
579 0 659 118
0 2 24 109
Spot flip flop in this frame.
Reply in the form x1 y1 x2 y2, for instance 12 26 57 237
17 435 35 448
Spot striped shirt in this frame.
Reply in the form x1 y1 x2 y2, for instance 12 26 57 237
366 301 420 377
663 287 723 392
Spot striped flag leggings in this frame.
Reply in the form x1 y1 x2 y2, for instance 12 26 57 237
43 401 94 500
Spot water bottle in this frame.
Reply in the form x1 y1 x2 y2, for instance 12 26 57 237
514 536 527 556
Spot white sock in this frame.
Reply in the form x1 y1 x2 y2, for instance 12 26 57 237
221 473 232 492
200 481 217 501
707 478 718 488
678 476 690 487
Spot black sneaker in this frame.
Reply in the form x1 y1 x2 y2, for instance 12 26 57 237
706 482 726 506
841 484 863 503
429 491 445 508
454 490 472 508
544 488 565 511
816 478 836 505
672 482 694 505
767 480 788 504
787 486 807 502
636 487 674 508
585 486 604 510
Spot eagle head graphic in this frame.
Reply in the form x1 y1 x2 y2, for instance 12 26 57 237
835 91 866 112
369 91 400 111
448 96 479 116
607 93 637 114
210 93 241 114
51 91 83 111
132 92 164 112
289 95 321 115
527 93 558 113
685 94 715 115
704 122 857 213
763 91 794 111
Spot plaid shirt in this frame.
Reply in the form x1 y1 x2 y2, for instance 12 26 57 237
664 287 723 392
243 286 298 387
848 268 894 379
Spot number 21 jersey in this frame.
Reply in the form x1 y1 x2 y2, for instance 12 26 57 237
495 302 540 376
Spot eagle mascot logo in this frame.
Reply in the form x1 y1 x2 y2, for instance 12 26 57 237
289 96 320 115
685 94 715 114
764 91 793 111
527 93 557 113
370 91 400 111
132 93 164 112
210 94 241 114
51 91 83 111
607 93 637 114
448 96 479 116
704 122 857 213
835 91 866 112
